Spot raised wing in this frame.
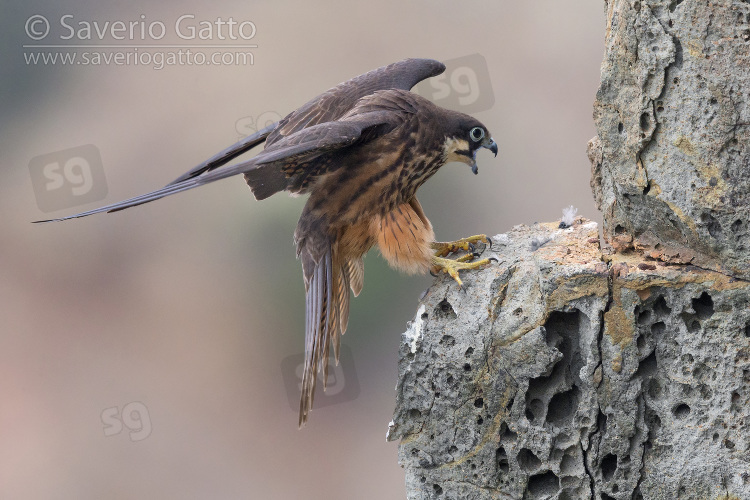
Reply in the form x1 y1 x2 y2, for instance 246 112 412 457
265 58 444 147
244 106 405 200
34 58 444 223
32 110 400 222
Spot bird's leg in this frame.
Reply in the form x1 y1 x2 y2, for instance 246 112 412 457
430 256 492 288
431 234 491 257
430 235 493 287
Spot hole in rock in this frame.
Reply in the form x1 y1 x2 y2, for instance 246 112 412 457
673 403 691 419
640 112 651 131
653 296 671 317
651 322 666 335
496 446 509 474
637 333 647 352
601 453 617 481
546 386 580 425
637 309 652 325
436 299 457 319
517 448 542 472
439 335 455 346
634 350 657 379
527 471 560 497
559 448 578 476
692 292 714 319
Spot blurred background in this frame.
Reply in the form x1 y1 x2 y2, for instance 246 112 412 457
1 1 604 498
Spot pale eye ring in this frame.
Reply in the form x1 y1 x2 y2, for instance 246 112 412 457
470 127 485 142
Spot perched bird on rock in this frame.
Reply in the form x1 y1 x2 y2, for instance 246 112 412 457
35 58 499 426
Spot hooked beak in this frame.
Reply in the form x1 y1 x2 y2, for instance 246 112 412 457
470 138 498 175
484 138 498 157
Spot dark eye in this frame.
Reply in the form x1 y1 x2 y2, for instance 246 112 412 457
470 127 484 142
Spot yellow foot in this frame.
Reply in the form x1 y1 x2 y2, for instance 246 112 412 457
430 255 492 288
431 234 491 258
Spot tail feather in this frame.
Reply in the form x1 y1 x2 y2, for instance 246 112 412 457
320 251 334 389
333 263 350 360
298 244 358 427
347 257 365 296
299 250 325 426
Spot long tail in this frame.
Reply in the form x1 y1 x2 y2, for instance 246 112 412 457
298 245 357 427
32 124 276 223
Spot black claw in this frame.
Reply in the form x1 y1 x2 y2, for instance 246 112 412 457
486 236 493 248
489 256 499 263
430 269 438 278
468 242 476 254
472 251 482 259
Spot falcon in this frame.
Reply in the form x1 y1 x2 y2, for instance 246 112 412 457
35 58 499 426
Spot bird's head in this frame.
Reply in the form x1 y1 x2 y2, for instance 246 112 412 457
442 115 498 175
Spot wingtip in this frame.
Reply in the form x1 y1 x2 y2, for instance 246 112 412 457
32 217 67 224
31 211 104 223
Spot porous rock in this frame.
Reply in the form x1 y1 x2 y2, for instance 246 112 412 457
591 0 750 280
389 219 750 499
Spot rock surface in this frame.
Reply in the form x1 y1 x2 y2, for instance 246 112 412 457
590 0 750 280
389 219 750 499
389 1 750 497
